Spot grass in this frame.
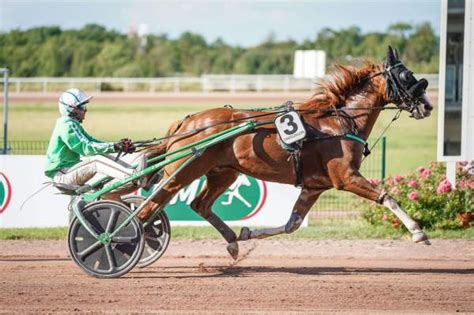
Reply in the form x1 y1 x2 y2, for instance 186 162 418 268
3 101 275 142
0 227 67 240
3 91 437 176
1 219 472 241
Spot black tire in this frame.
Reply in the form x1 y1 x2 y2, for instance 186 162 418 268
122 196 171 268
67 200 144 278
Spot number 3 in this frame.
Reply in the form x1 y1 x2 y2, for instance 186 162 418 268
279 114 298 135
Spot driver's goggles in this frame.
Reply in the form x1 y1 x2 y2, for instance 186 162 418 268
76 101 89 111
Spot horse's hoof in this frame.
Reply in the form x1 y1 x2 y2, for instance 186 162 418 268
226 242 239 260
238 227 251 241
412 231 431 245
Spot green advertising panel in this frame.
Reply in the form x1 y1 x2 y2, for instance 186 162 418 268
0 173 12 213
138 174 267 221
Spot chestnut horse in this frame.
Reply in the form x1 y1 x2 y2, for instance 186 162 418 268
138 47 433 259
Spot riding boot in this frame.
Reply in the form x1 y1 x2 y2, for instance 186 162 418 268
133 155 148 188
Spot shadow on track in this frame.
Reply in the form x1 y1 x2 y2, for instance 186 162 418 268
127 265 474 279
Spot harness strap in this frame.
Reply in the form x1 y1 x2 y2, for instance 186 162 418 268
133 104 400 149
344 133 371 157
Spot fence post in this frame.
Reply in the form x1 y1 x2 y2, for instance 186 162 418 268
381 136 386 181
230 76 235 93
283 76 290 92
2 68 9 155
256 76 262 92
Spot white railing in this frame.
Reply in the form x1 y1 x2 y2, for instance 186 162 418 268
5 74 439 93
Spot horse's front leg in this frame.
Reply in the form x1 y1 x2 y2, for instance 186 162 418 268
337 169 430 245
238 188 323 241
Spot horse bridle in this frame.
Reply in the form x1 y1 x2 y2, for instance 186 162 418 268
382 62 429 117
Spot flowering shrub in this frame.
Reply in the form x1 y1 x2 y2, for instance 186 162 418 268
361 161 473 230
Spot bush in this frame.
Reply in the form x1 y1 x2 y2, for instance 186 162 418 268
361 162 473 230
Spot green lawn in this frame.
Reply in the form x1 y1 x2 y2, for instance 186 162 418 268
1 219 472 241
3 94 437 176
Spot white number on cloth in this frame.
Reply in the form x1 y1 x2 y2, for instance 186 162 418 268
274 111 306 145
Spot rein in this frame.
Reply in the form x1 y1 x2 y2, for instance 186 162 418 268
133 104 400 149
361 109 402 162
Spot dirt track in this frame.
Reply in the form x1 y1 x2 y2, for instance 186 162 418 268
0 239 473 313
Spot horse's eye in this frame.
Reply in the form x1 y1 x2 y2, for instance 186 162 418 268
399 71 414 83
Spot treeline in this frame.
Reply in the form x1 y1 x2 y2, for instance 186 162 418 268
0 23 438 77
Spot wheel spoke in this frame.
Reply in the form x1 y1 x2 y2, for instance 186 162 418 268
145 234 160 242
112 236 137 244
105 245 117 271
77 241 102 259
105 208 119 233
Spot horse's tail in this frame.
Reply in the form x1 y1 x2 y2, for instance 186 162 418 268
143 117 184 159
143 140 168 159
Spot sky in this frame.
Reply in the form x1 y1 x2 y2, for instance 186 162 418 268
0 0 441 47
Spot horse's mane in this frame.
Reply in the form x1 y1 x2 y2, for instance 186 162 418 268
299 60 381 110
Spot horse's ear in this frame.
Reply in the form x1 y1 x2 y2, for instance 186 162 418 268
385 46 397 67
394 48 400 61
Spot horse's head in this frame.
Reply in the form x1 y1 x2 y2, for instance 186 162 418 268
383 46 433 119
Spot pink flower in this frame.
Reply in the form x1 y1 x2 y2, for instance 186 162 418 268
408 191 419 201
420 168 432 179
407 180 418 188
468 181 474 190
368 178 381 186
382 213 389 221
458 180 466 189
436 179 452 194
394 175 403 183
417 166 426 173
390 187 401 195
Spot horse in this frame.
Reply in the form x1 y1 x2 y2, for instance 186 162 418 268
137 46 433 259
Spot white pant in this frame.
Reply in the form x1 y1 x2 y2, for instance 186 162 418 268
53 154 145 187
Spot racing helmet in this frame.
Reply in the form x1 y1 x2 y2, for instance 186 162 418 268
58 88 93 117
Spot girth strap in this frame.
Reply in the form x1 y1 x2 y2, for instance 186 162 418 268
293 148 304 188
285 141 304 189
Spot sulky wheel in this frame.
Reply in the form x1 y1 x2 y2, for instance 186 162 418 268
67 200 144 278
122 196 171 268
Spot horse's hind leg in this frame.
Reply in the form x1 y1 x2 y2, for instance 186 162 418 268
335 169 430 244
190 168 240 259
239 188 323 240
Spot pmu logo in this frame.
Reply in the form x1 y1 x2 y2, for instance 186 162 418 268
141 174 267 221
0 172 12 214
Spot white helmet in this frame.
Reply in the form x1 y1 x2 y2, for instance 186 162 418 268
58 88 93 117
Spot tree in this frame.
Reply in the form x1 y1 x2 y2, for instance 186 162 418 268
0 22 440 77
405 22 438 64
387 22 413 39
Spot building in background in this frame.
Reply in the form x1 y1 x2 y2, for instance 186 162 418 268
293 50 326 79
438 0 474 183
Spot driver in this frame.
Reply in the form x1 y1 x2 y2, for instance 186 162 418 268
44 88 146 188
